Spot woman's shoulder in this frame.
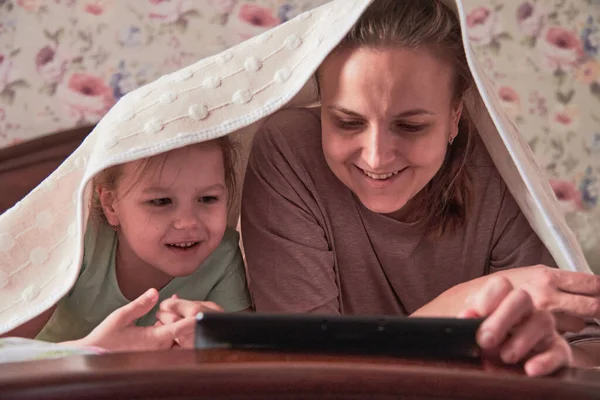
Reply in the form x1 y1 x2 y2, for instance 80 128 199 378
467 136 504 183
466 136 509 209
254 107 322 152
249 106 329 184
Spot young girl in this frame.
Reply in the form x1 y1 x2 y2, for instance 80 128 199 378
3 136 251 351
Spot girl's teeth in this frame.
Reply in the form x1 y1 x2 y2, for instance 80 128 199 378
171 242 196 248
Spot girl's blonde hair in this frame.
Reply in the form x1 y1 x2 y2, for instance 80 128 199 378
319 0 475 237
89 135 238 225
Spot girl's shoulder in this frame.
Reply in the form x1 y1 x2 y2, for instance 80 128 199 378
77 221 117 279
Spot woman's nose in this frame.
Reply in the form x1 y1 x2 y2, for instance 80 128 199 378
362 127 396 170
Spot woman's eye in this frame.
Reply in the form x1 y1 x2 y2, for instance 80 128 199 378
397 124 425 133
148 198 171 206
200 196 219 204
338 120 364 129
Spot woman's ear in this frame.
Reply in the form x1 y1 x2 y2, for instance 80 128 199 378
453 100 463 125
98 187 120 227
450 100 464 138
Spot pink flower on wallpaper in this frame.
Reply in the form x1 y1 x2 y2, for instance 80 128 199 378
238 4 279 29
57 73 115 123
516 2 544 37
16 0 43 12
35 46 68 84
537 26 584 71
84 1 105 16
498 86 521 119
148 0 194 24
226 3 280 43
209 0 237 14
550 179 584 213
466 7 502 46
551 105 580 132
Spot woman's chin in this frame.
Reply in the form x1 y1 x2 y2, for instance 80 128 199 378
356 195 409 216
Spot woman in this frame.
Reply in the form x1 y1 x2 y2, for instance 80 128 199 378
241 0 599 376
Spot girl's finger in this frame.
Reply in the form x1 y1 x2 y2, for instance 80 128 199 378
155 310 182 325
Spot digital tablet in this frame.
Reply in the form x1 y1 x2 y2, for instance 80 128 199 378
195 312 483 360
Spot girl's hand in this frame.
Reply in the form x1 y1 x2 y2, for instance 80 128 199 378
155 296 224 349
68 289 189 352
460 275 573 377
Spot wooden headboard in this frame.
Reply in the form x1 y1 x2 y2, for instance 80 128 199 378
0 126 93 214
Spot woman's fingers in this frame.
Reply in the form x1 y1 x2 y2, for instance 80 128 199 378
497 310 554 364
464 274 573 377
547 291 600 319
467 275 514 317
466 276 531 349
477 289 534 349
501 266 600 319
523 334 572 377
552 270 600 297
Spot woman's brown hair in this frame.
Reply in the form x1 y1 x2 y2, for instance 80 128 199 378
318 0 475 237
89 135 239 225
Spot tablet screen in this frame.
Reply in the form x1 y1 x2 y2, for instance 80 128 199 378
195 312 483 360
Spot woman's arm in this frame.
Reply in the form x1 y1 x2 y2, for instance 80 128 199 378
412 183 550 318
412 183 600 323
241 110 340 314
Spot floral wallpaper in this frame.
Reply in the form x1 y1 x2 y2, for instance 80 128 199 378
463 0 600 270
0 0 328 148
1 0 597 269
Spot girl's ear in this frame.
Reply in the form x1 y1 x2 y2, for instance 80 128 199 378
98 187 120 227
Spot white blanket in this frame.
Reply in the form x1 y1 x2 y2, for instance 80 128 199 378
0 0 591 334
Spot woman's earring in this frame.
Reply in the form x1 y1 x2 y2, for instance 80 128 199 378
111 225 119 232
448 135 455 145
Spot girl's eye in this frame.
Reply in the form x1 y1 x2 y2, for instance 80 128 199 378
148 198 171 206
200 196 219 204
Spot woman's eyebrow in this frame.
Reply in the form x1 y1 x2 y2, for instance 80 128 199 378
327 104 436 118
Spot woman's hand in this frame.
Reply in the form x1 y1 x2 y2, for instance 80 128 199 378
496 265 599 331
65 289 189 352
155 296 224 349
414 265 596 333
460 275 572 377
